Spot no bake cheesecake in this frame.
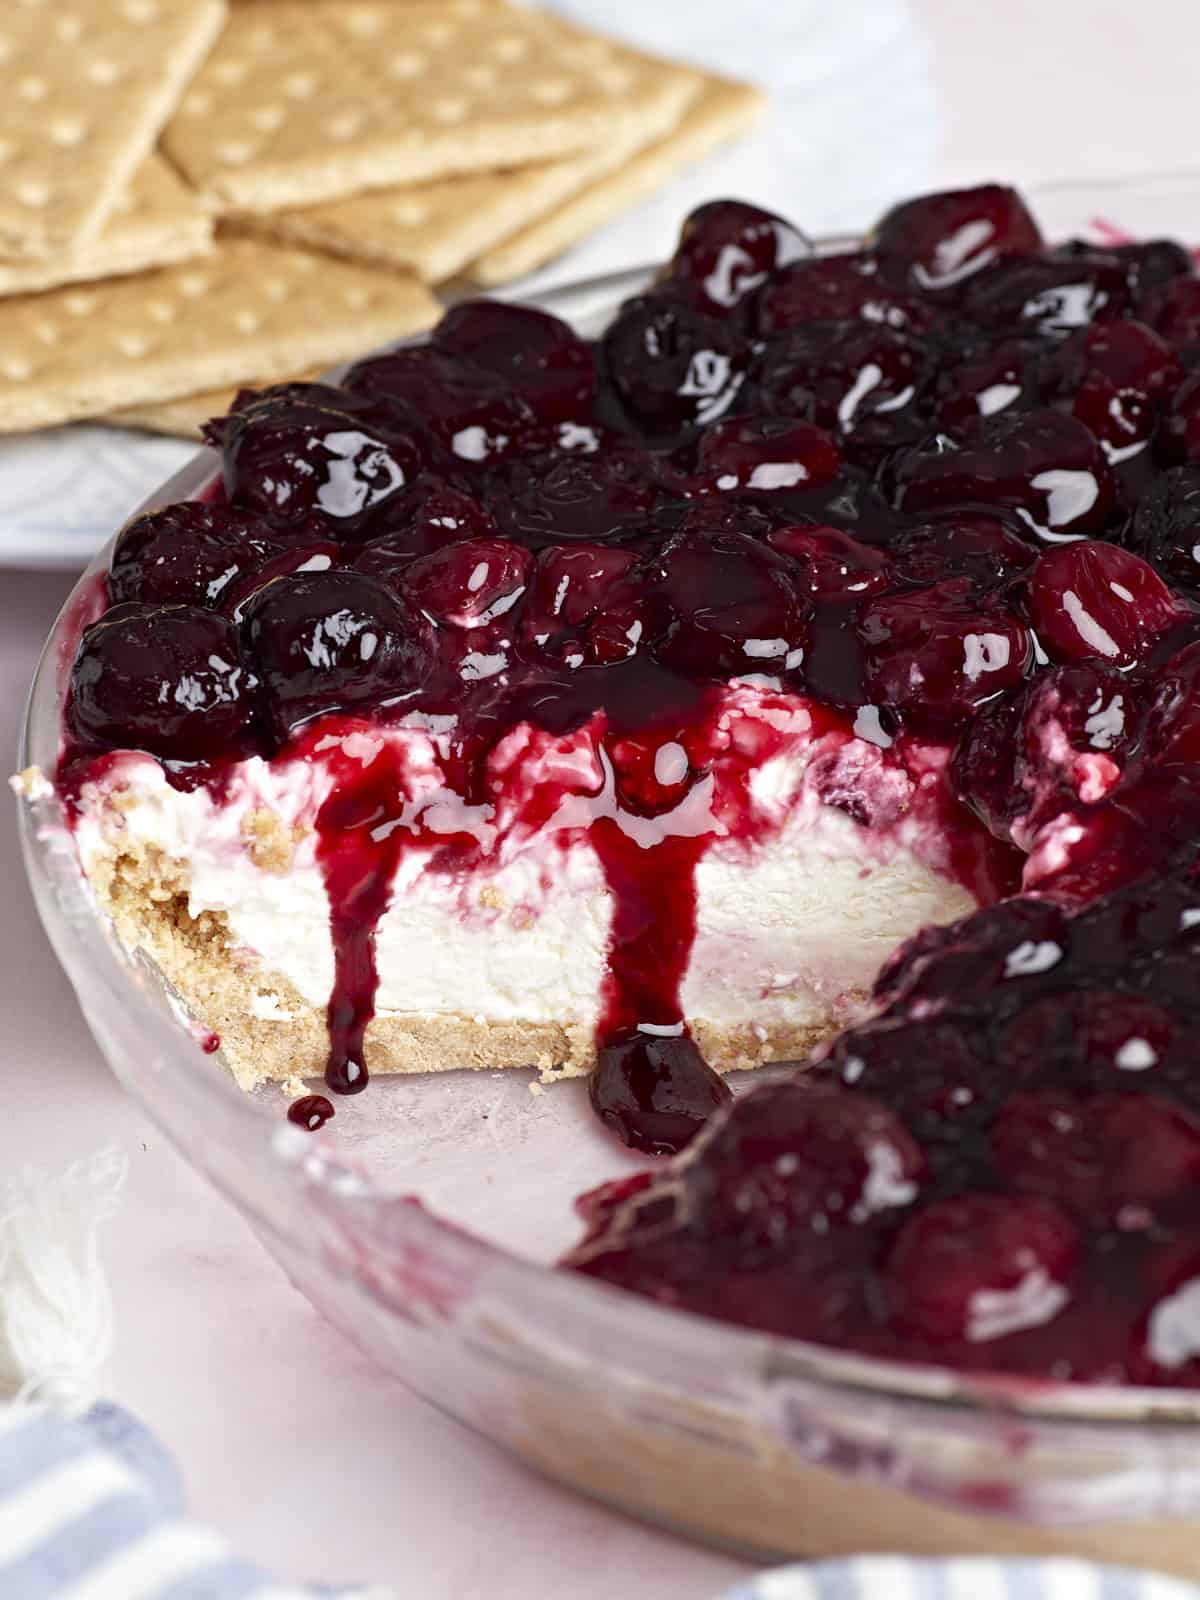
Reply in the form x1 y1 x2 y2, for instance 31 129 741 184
44 182 1200 1198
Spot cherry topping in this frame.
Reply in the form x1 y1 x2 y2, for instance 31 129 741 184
69 603 256 762
859 577 1031 724
888 511 1038 590
243 571 432 744
355 481 499 572
109 501 280 609
495 446 660 547
206 383 421 537
1160 371 1200 465
883 1193 1079 1343
962 249 1130 336
588 1031 731 1154
694 415 842 494
766 524 893 602
346 346 539 467
402 538 530 629
754 252 932 336
892 407 1115 540
1126 466 1200 594
1026 541 1183 668
650 529 810 678
692 1079 924 1255
433 300 595 423
669 199 811 314
873 183 1043 293
1143 274 1200 350
287 1093 335 1131
599 290 749 442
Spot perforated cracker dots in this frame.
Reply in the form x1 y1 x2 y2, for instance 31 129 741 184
234 309 260 335
50 119 86 148
390 198 430 228
86 59 126 86
389 53 424 80
284 71 318 99
63 293 97 317
19 76 48 102
15 181 50 210
117 332 151 360
433 100 467 125
326 112 365 142
2 358 33 383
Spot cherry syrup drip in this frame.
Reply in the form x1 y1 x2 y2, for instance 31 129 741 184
314 741 414 1095
288 1093 335 1131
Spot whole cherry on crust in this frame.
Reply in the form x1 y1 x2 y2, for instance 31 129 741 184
750 324 934 459
401 538 530 629
108 500 281 609
887 511 1039 591
432 300 596 423
872 183 1043 294
1025 541 1184 669
205 383 422 538
1114 238 1195 307
961 249 1132 336
522 543 651 667
693 415 842 495
883 1192 1080 1344
493 446 661 548
649 528 811 678
1142 274 1200 350
766 524 893 602
1125 466 1200 594
1160 371 1200 465
598 289 750 443
667 199 811 316
1146 640 1200 766
344 345 541 467
689 1078 925 1258
950 683 1030 842
752 252 935 336
1007 661 1143 835
69 603 258 762
1047 319 1183 401
858 577 1032 724
930 337 1048 431
242 570 432 745
589 1031 730 1155
891 407 1117 540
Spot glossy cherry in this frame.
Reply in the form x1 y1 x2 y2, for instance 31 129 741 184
1026 541 1183 669
242 570 432 744
69 603 257 761
859 577 1031 724
892 407 1116 540
433 300 596 423
669 199 811 314
589 1031 731 1154
207 383 421 537
650 528 810 678
874 183 1043 293
402 538 530 629
599 290 750 442
108 501 280 609
694 415 842 494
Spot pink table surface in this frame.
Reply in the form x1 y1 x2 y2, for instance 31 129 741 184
6 2 1200 1592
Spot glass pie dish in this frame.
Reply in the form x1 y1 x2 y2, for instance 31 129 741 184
20 172 1200 1577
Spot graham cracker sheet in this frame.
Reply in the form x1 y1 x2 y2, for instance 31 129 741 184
161 0 702 212
227 70 696 283
0 237 438 432
0 0 226 259
0 157 213 297
471 73 766 286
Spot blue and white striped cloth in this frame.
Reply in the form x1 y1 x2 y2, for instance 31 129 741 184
0 1401 381 1600
2 1398 1197 1599
723 1560 1200 1600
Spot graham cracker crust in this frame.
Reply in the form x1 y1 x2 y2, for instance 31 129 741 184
86 827 847 1092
